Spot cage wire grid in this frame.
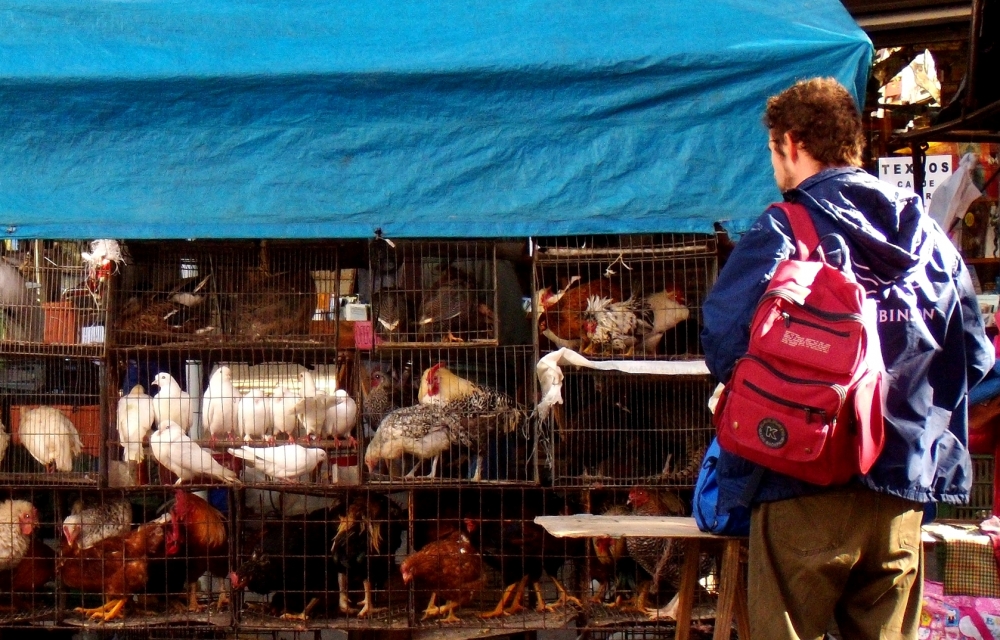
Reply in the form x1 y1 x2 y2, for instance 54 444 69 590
110 240 363 349
109 346 361 490
368 239 500 347
0 234 748 636
0 240 109 358
532 234 717 361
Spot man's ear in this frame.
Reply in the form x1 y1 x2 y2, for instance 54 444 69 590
784 131 799 163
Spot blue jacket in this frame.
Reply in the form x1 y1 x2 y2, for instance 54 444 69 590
702 167 995 510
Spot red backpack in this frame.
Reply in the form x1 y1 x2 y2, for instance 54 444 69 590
714 202 886 486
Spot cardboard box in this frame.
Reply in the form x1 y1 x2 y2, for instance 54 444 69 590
11 404 101 456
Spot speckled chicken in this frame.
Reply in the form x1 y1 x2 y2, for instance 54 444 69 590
417 363 527 481
364 369 399 431
364 405 463 478
581 295 639 356
62 499 133 550
625 486 686 608
416 267 491 343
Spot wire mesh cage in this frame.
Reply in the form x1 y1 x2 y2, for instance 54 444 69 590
109 348 360 489
55 487 234 629
111 240 360 348
545 369 715 487
532 234 716 359
0 240 110 357
233 488 409 630
403 487 585 632
0 355 103 484
0 487 234 630
361 346 537 485
367 238 499 347
579 488 722 631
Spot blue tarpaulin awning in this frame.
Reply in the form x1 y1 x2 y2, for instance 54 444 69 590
0 1 872 239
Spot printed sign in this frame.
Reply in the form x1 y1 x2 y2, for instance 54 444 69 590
877 155 954 204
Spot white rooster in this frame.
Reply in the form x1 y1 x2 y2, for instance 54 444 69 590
202 366 242 444
151 372 192 432
116 384 155 464
149 421 238 484
581 295 639 355
19 406 83 472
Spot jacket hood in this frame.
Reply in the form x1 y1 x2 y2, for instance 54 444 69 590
787 167 927 283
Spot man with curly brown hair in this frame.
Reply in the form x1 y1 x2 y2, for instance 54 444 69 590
702 77 994 639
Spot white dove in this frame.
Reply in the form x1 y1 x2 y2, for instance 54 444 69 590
116 384 155 464
151 372 192 432
270 385 299 444
324 389 358 447
19 406 83 473
0 417 9 467
202 366 241 444
294 370 334 441
149 421 238 484
237 389 273 442
227 444 327 481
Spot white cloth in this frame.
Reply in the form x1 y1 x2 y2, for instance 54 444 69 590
534 347 709 420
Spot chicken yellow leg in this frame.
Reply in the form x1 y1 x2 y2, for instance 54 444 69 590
479 576 526 619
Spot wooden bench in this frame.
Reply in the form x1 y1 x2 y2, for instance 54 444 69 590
535 515 750 640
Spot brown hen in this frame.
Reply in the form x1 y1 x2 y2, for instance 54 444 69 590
59 519 166 621
401 531 483 623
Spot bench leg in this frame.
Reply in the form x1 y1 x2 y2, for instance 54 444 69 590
674 539 702 640
713 539 747 640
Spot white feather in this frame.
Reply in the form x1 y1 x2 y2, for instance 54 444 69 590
227 443 327 480
294 370 334 439
151 372 192 432
323 389 358 441
237 389 273 442
270 385 298 439
19 406 83 472
0 417 9 467
116 384 154 464
149 421 238 484
203 366 241 440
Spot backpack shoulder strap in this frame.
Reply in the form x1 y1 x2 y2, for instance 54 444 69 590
772 202 819 261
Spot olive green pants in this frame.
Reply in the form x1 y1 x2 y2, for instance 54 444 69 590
749 487 924 640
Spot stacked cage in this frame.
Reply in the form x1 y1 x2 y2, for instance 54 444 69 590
532 234 715 360
0 233 750 638
111 240 355 348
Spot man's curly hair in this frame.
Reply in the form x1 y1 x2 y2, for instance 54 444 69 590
764 77 864 167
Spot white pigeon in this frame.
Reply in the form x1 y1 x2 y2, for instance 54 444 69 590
149 421 238 484
323 389 358 447
227 444 328 481
202 366 242 443
151 372 192 432
270 385 299 443
116 384 155 464
19 406 83 473
237 389 273 442
0 417 9 467
294 370 334 441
